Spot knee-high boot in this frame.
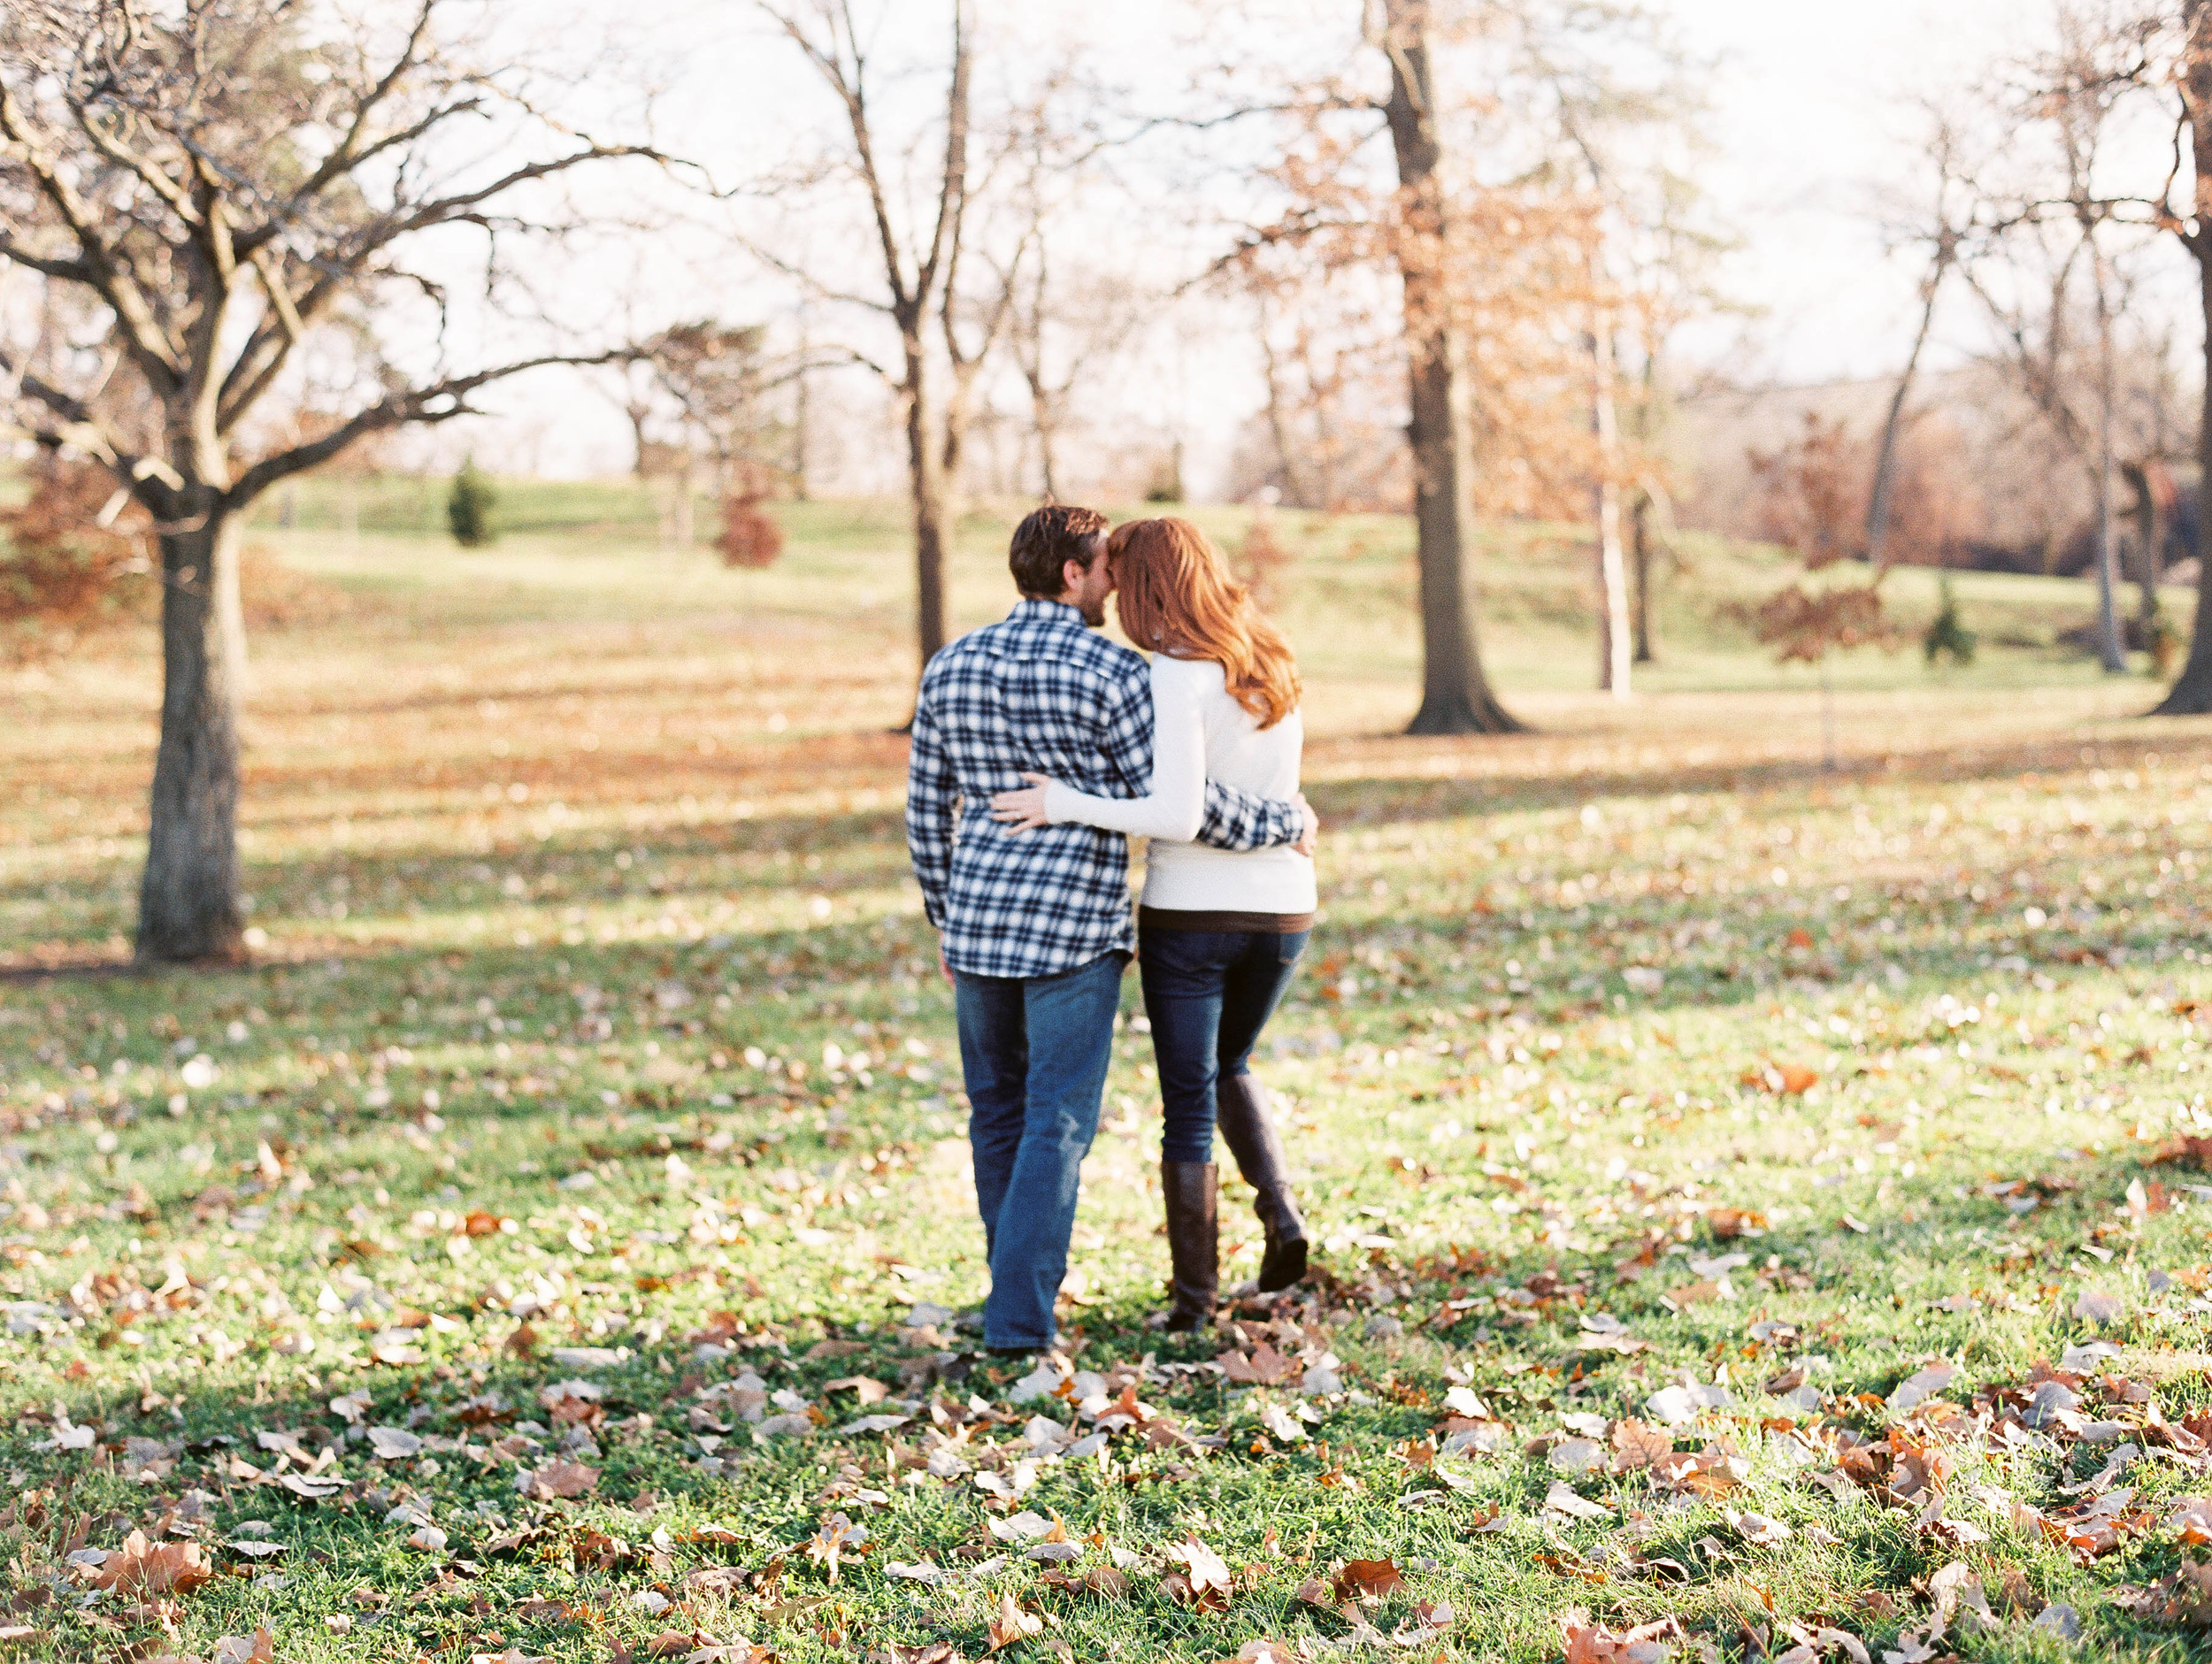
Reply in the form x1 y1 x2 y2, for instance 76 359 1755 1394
1213 1072 1308 1292
1160 1160 1218 1331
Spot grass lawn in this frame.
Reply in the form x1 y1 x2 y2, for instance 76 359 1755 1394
4 483 2212 1661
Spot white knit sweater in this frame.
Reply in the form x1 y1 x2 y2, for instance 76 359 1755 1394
1042 655 1316 914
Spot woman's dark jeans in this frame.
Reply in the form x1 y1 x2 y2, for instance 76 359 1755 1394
1138 925 1310 1162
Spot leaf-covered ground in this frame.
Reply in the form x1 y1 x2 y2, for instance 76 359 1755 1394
4 503 2212 1661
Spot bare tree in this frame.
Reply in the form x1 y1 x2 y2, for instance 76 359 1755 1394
1006 250 1146 502
749 1 979 681
2151 1 2212 711
1948 6 2171 675
1508 0 1723 701
1587 293 1631 698
1381 0 1523 733
0 0 675 963
1237 263 1400 512
995 94 1151 503
1201 0 1699 729
939 188 1018 521
636 318 833 543
1865 117 1972 573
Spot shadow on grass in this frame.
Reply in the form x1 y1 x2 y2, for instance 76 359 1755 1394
0 809 918 951
1 847 2159 1064
1301 723 2212 830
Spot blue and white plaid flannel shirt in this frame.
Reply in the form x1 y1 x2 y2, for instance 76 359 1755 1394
906 598 1307 979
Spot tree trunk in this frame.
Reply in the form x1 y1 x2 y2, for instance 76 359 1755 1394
904 339 950 674
1312 365 1343 513
792 323 812 502
2161 0 2212 709
2155 242 2212 710
941 358 987 525
1035 395 1061 502
138 504 247 964
673 449 696 548
2122 458 2165 629
1866 246 1947 571
1630 489 1656 663
1384 0 1522 736
2092 250 2127 673
1259 328 1310 510
1589 313 1630 698
1402 313 1518 733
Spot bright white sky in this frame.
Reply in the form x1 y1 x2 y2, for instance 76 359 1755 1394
1660 0 2023 384
450 0 2095 480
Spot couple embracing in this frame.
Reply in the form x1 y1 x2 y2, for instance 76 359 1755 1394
906 504 1318 1356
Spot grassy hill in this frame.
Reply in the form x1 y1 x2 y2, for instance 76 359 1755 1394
243 473 2181 708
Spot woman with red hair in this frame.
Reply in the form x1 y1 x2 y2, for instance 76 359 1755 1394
991 516 1316 1330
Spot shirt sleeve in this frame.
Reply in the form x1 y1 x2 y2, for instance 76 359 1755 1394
904 676 957 929
1041 657 1205 840
1194 778 1306 852
1093 654 1155 801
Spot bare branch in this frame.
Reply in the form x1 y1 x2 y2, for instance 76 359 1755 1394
227 350 633 504
0 344 184 507
0 74 184 388
0 231 91 282
212 244 310 432
231 0 442 253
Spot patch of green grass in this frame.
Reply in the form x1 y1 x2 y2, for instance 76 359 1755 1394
2 496 2211 1660
245 472 2187 694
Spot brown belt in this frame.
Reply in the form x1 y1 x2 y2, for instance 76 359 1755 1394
1139 907 1316 934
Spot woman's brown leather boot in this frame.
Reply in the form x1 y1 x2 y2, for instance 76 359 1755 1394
1160 1160 1219 1331
1214 1072 1309 1292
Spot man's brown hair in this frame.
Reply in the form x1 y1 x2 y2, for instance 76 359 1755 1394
1009 503 1110 598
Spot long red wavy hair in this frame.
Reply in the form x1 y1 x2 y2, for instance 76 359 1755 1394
1108 517 1300 729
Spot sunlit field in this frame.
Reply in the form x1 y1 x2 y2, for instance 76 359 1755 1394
4 488 2211 1661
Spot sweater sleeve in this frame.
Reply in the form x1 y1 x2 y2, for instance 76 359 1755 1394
1041 656 1206 840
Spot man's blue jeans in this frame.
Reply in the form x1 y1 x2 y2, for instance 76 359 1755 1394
953 951 1126 1351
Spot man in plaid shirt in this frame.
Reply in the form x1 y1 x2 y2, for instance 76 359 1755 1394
908 504 1309 1353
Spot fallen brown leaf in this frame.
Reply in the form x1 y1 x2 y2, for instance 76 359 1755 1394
210 1631 275 1664
526 1459 600 1499
1163 1535 1234 1614
1560 1610 1683 1663
987 1593 1043 1650
1333 1559 1403 1605
1610 1418 1675 1473
81 1531 213 1598
1217 1343 1300 1387
879 1645 964 1664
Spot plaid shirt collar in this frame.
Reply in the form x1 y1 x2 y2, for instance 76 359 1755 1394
1000 595 1089 639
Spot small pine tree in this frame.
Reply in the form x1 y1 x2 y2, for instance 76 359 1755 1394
447 456 497 548
1923 574 1975 668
